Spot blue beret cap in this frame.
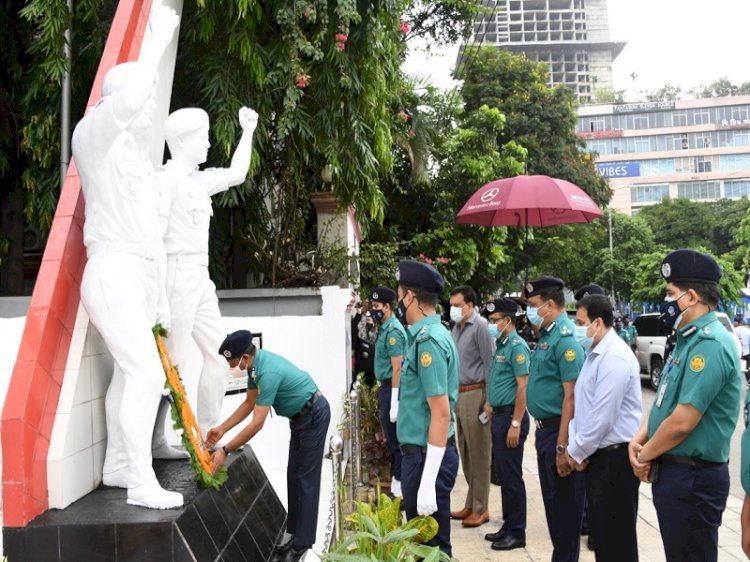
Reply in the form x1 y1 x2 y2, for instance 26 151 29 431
661 249 722 285
218 330 253 360
483 298 518 317
574 283 606 302
524 276 565 298
370 287 396 303
396 260 444 294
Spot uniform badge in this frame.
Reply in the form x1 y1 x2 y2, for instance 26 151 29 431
689 355 705 372
661 263 671 277
486 302 495 312
516 354 526 364
560 325 571 336
389 336 396 346
420 351 433 368
497 355 506 363
526 282 534 293
564 349 576 362
703 327 711 335
540 342 549 350
373 291 379 300
223 350 232 358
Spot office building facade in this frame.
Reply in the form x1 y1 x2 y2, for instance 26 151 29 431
577 96 750 214
466 0 625 102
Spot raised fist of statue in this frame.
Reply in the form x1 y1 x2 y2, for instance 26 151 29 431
239 107 258 134
148 1 180 48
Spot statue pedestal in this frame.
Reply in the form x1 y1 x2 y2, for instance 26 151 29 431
4 447 285 561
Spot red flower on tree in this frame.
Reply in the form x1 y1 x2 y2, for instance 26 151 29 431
296 74 309 88
399 21 410 34
335 33 348 52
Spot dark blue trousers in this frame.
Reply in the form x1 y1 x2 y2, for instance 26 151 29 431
401 443 459 557
585 446 639 562
377 383 402 480
287 395 331 548
491 411 529 539
653 462 729 562
535 426 586 562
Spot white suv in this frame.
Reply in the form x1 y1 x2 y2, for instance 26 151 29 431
633 312 741 390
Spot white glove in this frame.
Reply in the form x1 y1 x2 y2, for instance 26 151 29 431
389 388 399 423
416 443 445 515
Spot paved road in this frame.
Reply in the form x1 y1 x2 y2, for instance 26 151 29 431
450 380 750 561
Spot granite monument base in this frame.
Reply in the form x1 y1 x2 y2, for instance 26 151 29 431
4 447 286 561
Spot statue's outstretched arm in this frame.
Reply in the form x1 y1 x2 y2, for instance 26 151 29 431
206 107 258 196
112 1 179 124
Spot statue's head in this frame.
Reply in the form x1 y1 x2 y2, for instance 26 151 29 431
164 108 211 165
102 62 160 135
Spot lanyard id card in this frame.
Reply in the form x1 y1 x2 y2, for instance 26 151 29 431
655 358 677 408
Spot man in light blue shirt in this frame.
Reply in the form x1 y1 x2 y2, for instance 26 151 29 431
565 294 642 562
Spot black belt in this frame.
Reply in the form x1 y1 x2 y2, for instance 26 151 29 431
534 416 561 429
587 442 628 461
401 436 456 455
660 454 724 468
290 390 322 420
377 378 392 387
492 405 514 415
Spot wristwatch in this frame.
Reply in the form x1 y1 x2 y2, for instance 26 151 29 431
511 419 520 428
555 444 567 455
222 445 231 456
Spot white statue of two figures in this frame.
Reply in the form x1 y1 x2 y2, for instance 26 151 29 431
72 1 257 509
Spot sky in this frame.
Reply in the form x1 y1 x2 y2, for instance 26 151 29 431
402 0 750 98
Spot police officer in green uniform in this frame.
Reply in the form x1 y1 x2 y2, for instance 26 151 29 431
740 390 750 558
481 298 530 551
525 276 586 562
370 286 407 498
395 260 459 557
207 330 331 562
629 249 741 562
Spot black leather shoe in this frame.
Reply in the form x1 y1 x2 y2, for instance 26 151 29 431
484 527 506 542
491 535 526 551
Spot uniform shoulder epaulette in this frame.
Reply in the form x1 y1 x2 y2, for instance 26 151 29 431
416 325 431 343
559 324 573 337
696 323 718 340
511 338 524 347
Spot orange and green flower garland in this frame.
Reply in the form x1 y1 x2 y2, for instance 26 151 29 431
153 325 228 489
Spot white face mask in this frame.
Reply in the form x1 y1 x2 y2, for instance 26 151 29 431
450 306 464 323
229 357 247 379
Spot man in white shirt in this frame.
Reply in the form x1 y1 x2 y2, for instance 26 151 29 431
565 294 642 561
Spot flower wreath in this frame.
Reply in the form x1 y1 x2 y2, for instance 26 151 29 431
153 325 228 489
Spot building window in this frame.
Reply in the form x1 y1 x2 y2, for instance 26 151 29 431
677 181 720 200
725 179 750 199
633 115 649 129
693 109 710 125
671 135 685 150
672 112 688 126
634 138 651 152
631 184 670 203
720 154 750 171
694 157 712 173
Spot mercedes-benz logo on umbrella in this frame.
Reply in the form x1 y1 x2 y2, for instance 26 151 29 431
481 187 500 202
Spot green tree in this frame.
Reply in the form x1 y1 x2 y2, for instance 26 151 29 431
646 82 682 101
631 247 743 306
458 47 611 207
637 198 715 250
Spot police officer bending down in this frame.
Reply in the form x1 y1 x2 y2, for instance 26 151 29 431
629 250 741 562
207 330 331 562
395 260 460 557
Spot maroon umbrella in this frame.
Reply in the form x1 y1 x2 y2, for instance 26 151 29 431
456 175 602 228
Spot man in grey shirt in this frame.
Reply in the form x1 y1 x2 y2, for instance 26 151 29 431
449 285 496 527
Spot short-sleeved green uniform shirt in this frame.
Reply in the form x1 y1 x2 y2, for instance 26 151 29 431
397 315 459 446
488 329 530 407
246 349 319 418
374 315 407 381
648 312 741 463
527 312 585 419
620 325 637 345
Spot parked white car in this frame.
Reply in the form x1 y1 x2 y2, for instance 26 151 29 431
633 311 741 390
